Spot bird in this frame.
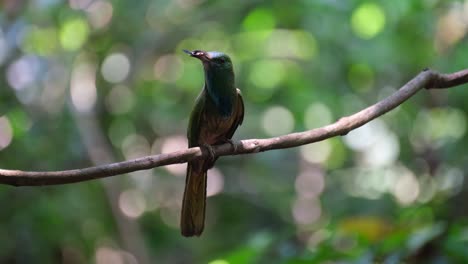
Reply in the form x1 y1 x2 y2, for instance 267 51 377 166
180 50 244 237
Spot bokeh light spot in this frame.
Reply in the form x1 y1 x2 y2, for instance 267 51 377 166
22 26 59 55
207 167 224 197
119 189 146 218
154 54 184 83
300 141 332 164
159 135 188 176
338 217 390 242
364 131 399 167
393 169 419 205
435 5 468 52
101 53 131 83
60 18 89 51
266 30 317 59
437 167 464 195
94 247 136 264
304 102 333 129
345 120 399 167
121 134 150 160
71 62 97 113
95 247 124 264
105 85 135 114
69 0 93 10
344 120 380 151
411 107 467 149
208 260 229 264
249 60 285 89
0 116 13 150
351 3 386 39
86 1 113 29
295 168 325 199
293 197 321 225
233 31 271 60
6 55 40 91
242 8 276 32
261 106 295 136
245 59 288 102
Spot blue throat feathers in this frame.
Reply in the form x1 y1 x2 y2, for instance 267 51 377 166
204 66 236 117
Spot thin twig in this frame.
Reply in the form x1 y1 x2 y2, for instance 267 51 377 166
0 68 467 186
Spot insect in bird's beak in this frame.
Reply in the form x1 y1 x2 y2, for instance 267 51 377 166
183 49 208 61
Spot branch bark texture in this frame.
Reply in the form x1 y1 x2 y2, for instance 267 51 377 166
1 69 467 186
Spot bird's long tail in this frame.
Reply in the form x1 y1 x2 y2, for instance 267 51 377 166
180 160 207 237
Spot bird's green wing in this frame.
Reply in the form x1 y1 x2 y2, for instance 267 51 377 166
187 89 206 148
226 88 244 139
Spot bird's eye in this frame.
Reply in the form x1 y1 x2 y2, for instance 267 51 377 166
217 58 225 63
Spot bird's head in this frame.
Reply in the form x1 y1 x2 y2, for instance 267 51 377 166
183 49 233 70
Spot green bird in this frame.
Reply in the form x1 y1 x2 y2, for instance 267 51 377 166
181 50 244 237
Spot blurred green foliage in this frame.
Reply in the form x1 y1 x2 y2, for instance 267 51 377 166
0 0 468 263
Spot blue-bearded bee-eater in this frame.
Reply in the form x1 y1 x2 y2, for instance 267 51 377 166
181 50 244 237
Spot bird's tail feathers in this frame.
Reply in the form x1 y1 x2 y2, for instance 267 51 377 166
180 160 207 237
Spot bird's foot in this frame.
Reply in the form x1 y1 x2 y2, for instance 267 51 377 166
201 144 216 163
224 139 237 152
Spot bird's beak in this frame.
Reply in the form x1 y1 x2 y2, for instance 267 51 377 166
183 49 209 61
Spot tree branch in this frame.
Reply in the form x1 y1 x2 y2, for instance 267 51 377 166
1 68 467 186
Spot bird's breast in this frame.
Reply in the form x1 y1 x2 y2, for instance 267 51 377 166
198 113 235 145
